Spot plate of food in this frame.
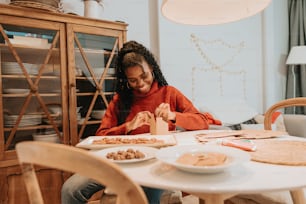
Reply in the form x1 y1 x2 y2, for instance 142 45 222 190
91 146 158 163
156 144 250 174
76 134 177 150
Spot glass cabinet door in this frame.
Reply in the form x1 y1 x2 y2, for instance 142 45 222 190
67 24 124 145
0 17 68 158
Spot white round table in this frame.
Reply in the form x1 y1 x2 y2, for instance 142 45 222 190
118 130 306 204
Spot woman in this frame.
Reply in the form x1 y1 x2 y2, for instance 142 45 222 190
61 41 220 204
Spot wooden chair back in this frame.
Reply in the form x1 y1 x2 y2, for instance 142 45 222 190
264 97 306 130
264 97 306 203
15 141 148 204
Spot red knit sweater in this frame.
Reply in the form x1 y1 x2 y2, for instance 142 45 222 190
96 81 221 135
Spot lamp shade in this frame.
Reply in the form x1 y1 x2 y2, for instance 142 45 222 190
286 46 306 65
161 0 272 25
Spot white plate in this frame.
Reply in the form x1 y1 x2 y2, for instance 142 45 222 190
4 113 42 127
156 144 250 174
91 146 158 163
2 62 39 75
76 134 177 150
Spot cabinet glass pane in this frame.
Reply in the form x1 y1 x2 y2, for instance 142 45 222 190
74 33 118 139
0 24 63 150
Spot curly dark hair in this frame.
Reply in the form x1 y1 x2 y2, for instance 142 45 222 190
114 40 168 124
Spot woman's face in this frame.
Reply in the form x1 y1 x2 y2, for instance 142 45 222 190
125 61 154 94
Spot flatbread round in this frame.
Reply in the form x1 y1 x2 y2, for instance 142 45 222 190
240 130 287 139
250 140 306 166
176 152 227 166
195 130 287 143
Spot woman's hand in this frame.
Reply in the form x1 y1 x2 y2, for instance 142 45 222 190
126 111 153 133
155 103 176 122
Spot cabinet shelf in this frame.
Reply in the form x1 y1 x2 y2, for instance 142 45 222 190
76 76 116 80
74 48 116 55
76 92 114 96
0 43 59 54
4 124 60 131
1 75 61 79
3 93 61 97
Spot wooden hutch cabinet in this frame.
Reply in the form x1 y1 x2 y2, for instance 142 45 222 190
0 4 127 204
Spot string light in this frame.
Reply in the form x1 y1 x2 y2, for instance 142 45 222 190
190 34 245 69
190 34 246 102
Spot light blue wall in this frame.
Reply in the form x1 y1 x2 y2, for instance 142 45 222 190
39 0 289 113
157 0 288 113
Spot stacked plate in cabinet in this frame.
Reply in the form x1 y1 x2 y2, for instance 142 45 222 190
3 88 30 94
1 62 39 75
4 113 42 127
32 130 60 143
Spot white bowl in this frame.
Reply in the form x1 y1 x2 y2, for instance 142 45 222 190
156 144 250 174
47 105 62 115
76 106 82 113
91 110 106 119
33 131 61 143
75 67 83 76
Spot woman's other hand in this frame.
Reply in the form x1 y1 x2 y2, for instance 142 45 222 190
155 103 176 122
126 111 152 133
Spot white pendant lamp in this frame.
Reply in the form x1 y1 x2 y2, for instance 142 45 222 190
161 0 272 25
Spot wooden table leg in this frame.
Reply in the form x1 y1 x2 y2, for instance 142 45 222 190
199 198 205 204
290 189 305 204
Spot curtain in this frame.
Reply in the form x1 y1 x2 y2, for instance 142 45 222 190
286 0 306 114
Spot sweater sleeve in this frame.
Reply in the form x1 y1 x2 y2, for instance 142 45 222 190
95 95 128 136
167 87 215 130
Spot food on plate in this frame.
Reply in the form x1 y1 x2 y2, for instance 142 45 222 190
106 148 145 160
92 137 165 145
176 152 227 166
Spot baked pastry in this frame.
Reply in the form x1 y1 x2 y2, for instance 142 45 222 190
176 152 227 166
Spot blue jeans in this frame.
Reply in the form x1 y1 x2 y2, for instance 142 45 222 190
61 174 164 204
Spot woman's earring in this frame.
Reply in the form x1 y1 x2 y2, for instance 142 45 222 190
152 71 155 79
126 82 130 89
